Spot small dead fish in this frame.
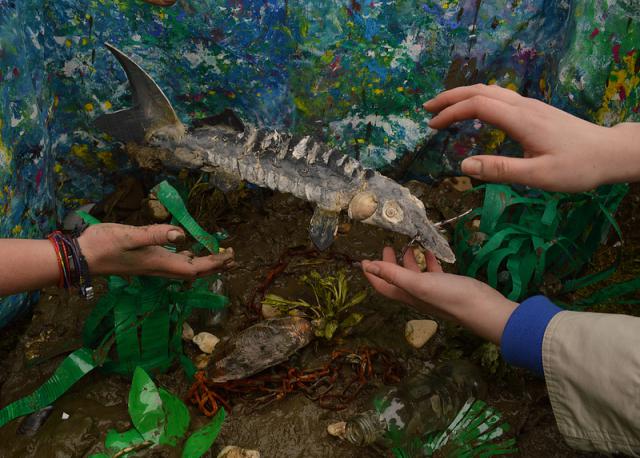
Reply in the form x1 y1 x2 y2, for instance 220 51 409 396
209 317 313 382
16 406 54 436
96 43 455 263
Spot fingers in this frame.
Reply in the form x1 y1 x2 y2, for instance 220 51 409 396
423 84 523 113
123 224 186 249
402 248 421 272
461 155 545 186
362 261 419 306
424 251 442 273
362 260 429 302
382 246 398 264
427 96 524 140
149 247 236 280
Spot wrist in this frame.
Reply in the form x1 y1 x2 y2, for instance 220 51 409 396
597 123 640 185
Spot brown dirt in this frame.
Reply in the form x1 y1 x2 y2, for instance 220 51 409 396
1 173 627 457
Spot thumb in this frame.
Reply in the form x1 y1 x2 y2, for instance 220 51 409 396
125 225 185 249
461 155 541 185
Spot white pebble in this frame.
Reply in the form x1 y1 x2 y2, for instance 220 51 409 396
405 320 438 349
182 322 195 341
217 446 260 458
327 421 347 439
193 332 220 354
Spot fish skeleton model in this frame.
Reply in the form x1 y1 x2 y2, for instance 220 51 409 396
96 43 455 263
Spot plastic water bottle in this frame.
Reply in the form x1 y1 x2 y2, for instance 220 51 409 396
342 360 487 453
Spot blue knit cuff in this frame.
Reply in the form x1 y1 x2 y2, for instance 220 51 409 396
500 295 562 377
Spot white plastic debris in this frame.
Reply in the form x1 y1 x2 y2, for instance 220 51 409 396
405 320 438 349
192 332 220 354
61 412 70 420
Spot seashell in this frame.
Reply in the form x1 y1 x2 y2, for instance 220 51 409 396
194 353 211 369
382 200 404 224
348 192 378 221
193 332 220 354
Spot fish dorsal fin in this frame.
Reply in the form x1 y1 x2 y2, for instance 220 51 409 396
95 43 185 143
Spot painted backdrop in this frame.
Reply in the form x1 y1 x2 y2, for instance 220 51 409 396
1 0 639 325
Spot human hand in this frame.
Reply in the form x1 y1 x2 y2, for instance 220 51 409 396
78 223 236 280
362 247 517 344
424 84 638 192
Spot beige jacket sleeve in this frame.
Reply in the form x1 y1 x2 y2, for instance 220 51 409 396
542 310 640 456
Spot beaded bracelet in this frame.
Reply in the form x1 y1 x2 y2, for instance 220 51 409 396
47 230 94 300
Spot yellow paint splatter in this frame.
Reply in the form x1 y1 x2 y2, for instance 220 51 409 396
97 151 116 169
12 225 22 236
373 88 384 95
505 82 518 92
103 101 112 110
84 103 94 112
293 97 310 114
595 51 640 124
357 138 366 144
65 39 72 48
54 163 62 174
71 144 90 160
396 87 404 92
81 37 88 46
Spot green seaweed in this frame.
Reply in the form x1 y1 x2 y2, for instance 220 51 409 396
262 270 366 340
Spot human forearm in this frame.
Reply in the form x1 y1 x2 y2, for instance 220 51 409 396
598 122 640 186
0 239 59 295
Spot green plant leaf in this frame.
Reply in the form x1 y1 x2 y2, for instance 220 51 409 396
105 427 145 450
342 290 367 310
159 388 190 446
340 312 363 329
181 408 226 458
324 320 339 340
88 454 110 458
129 367 166 444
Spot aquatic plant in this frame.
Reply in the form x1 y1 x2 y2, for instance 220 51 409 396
262 270 366 340
89 367 225 458
454 183 640 305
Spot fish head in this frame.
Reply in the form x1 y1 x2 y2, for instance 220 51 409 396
348 173 456 263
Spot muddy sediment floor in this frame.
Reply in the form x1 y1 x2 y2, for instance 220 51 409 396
0 176 611 457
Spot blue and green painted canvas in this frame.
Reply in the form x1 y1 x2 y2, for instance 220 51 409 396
1 0 639 325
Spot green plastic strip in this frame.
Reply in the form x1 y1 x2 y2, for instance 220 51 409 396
153 181 220 254
0 348 97 428
76 210 101 226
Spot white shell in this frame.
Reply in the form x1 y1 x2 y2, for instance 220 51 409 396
192 332 220 354
348 192 378 221
382 200 404 224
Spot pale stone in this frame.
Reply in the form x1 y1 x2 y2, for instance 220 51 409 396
447 176 473 192
217 446 260 458
261 303 283 319
194 353 210 370
146 199 170 221
182 322 195 341
327 421 347 439
192 332 220 354
412 247 427 272
405 320 438 349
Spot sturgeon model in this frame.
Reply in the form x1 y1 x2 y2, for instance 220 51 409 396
96 43 455 263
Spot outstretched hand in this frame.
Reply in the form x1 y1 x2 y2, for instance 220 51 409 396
362 247 517 344
424 84 639 192
78 223 236 280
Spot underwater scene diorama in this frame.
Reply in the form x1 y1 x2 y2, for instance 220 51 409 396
1 0 640 456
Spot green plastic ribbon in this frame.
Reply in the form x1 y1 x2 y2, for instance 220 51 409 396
0 348 97 428
153 180 220 254
454 183 635 305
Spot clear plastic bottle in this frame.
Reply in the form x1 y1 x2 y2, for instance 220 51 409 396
343 360 487 453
